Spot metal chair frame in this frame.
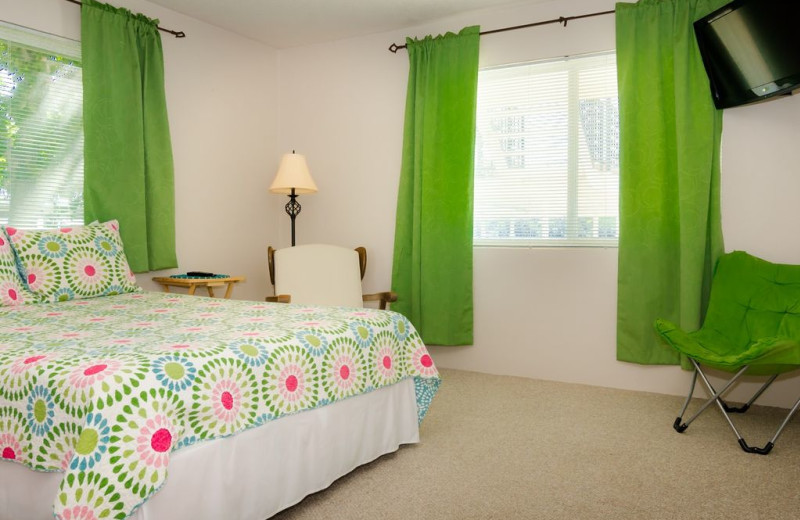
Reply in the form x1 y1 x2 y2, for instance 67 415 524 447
673 359 800 454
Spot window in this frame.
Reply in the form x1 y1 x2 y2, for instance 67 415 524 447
0 22 83 229
473 52 619 246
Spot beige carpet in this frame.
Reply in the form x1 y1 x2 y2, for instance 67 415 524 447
272 369 800 519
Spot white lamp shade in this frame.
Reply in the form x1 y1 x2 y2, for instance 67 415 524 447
269 153 318 194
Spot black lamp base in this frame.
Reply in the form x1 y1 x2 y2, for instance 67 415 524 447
285 188 301 247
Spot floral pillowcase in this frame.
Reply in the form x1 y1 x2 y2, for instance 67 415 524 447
0 229 39 307
3 220 141 303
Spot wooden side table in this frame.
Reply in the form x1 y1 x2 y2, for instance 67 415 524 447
152 276 245 299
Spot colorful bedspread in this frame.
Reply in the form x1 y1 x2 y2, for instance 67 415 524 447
0 292 440 519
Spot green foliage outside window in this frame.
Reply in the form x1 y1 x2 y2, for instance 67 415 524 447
0 25 83 228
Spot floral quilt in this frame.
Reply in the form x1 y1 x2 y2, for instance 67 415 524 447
0 292 440 519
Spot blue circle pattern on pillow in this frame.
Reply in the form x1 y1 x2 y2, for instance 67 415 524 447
37 236 68 259
94 236 118 257
54 287 76 302
7 220 140 302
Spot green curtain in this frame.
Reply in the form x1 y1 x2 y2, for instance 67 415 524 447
391 26 480 346
81 0 177 272
615 0 727 365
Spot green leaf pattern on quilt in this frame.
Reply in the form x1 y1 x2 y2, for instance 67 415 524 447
0 292 440 519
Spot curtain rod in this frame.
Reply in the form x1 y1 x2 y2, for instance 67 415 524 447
64 0 186 38
388 9 614 53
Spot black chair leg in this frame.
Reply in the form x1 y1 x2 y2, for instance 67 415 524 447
721 400 750 413
738 439 774 455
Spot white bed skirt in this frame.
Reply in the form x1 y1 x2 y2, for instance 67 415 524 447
0 378 420 520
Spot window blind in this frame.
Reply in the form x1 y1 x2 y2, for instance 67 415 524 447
474 52 619 247
0 21 84 229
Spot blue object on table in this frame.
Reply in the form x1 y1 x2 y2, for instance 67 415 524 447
170 273 230 279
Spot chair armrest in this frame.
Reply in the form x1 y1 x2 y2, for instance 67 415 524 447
362 291 398 310
266 294 291 304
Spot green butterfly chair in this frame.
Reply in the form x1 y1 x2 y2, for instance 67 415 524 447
655 251 800 455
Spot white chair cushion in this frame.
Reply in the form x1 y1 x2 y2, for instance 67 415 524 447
273 244 364 308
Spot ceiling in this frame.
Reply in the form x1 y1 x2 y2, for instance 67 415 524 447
148 0 539 49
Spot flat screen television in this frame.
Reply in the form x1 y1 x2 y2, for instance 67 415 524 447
694 0 800 109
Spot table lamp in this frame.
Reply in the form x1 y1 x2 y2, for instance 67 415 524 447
269 151 318 246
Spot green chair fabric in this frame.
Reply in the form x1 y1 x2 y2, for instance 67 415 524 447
656 251 800 376
655 251 800 454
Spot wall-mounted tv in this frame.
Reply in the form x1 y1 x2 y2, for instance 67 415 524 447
694 0 800 109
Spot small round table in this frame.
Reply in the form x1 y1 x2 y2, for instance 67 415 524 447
152 275 245 299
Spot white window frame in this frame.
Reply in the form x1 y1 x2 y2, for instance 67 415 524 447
473 51 619 248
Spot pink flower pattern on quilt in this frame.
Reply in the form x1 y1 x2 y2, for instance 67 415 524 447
0 291 440 520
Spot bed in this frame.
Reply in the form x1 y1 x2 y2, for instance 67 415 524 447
0 222 440 520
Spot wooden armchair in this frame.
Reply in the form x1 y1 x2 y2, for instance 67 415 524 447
266 244 397 309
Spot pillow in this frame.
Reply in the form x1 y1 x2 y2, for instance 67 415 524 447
0 228 39 306
4 220 141 302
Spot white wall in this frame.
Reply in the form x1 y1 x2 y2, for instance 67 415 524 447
0 0 281 302
277 0 800 408
721 98 800 262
